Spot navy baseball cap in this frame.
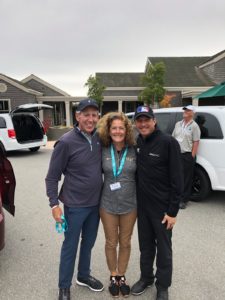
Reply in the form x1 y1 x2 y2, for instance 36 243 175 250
134 106 155 120
76 98 99 112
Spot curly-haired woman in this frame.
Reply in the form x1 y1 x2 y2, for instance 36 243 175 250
97 112 137 298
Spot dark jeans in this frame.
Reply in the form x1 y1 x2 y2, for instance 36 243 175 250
181 152 195 203
58 205 100 288
137 209 172 289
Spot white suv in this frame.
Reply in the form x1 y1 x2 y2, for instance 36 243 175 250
0 103 52 153
126 106 225 201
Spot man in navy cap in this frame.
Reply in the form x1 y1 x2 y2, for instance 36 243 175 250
131 106 183 300
46 98 103 300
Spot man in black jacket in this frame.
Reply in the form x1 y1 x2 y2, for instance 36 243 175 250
131 106 183 300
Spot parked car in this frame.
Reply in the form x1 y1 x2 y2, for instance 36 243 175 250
0 146 16 250
0 103 52 153
126 106 225 201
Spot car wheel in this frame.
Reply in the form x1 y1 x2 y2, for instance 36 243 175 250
191 166 211 202
29 146 40 152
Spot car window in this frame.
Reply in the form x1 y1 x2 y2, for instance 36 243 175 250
175 112 183 122
126 114 134 122
195 113 223 139
155 113 174 134
0 116 6 128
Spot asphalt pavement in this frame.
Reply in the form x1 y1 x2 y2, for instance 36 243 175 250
0 143 225 300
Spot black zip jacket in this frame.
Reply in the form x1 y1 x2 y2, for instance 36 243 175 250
136 129 183 218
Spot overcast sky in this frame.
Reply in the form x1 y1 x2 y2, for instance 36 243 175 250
1 0 225 96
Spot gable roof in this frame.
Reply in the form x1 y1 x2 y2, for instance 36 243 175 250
198 49 225 68
0 73 42 96
147 57 214 87
96 72 144 87
21 74 70 96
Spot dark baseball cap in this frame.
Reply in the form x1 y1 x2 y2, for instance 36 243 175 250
134 106 155 120
76 98 99 112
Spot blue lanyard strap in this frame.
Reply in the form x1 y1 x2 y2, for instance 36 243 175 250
110 144 128 178
55 215 68 233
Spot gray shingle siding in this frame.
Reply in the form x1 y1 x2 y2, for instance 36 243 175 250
0 79 36 109
24 79 63 96
201 58 225 84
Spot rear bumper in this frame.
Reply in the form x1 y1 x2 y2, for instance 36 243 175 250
4 135 48 151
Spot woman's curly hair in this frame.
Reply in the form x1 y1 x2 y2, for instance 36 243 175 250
97 112 135 147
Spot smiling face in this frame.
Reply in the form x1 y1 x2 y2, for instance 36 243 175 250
76 107 99 134
109 119 126 146
135 116 156 138
183 109 194 121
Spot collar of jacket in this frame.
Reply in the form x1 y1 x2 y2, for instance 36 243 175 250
74 126 97 137
138 128 161 143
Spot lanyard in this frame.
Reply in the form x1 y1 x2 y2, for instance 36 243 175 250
181 120 193 133
110 144 128 178
55 215 68 233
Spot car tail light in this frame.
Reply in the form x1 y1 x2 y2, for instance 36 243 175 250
8 129 16 139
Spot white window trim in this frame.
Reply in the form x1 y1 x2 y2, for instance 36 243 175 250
0 98 11 113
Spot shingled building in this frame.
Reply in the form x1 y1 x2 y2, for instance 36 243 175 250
97 49 225 113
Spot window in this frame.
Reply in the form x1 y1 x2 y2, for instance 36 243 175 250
0 116 6 128
0 100 9 113
155 113 173 133
175 112 183 122
194 113 223 139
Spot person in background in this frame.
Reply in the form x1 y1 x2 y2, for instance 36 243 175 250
131 106 183 300
97 112 137 298
172 105 201 209
45 99 104 300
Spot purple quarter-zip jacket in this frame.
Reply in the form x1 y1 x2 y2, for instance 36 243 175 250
45 127 102 208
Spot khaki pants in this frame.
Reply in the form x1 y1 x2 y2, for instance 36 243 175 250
100 208 137 275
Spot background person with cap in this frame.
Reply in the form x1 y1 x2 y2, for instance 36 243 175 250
45 98 104 300
172 105 201 209
131 106 183 300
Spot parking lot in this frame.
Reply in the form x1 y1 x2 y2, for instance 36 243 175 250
0 144 225 300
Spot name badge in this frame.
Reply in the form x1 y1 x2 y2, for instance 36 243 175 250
110 182 121 191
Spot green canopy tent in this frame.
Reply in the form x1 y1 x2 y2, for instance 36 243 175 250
195 81 225 99
194 81 225 105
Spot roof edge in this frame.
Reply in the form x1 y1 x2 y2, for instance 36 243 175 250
0 73 42 96
21 74 70 96
198 49 225 68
